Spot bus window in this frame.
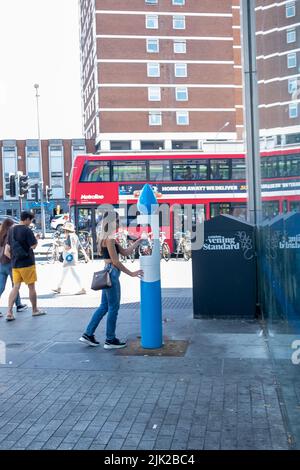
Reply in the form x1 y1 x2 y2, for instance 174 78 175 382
172 161 197 180
210 202 246 219
149 160 171 181
262 201 279 220
232 159 246 179
286 153 300 176
112 161 147 181
278 156 288 177
261 156 278 178
210 202 230 217
282 200 288 213
198 161 208 180
78 208 93 232
290 201 300 212
80 161 110 182
210 160 230 180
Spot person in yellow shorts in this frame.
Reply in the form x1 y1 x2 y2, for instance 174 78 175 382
4 211 46 321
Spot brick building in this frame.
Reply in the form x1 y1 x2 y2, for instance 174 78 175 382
256 0 300 148
0 138 95 218
79 0 243 151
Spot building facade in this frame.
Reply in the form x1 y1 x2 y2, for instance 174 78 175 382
79 0 243 152
256 0 300 148
0 138 95 219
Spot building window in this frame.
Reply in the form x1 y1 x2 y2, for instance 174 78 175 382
172 140 198 150
172 0 185 4
148 86 161 101
289 102 298 118
287 28 296 43
141 141 165 150
288 77 298 94
147 62 160 77
149 112 162 126
176 111 189 125
146 15 158 29
286 2 296 18
49 145 65 199
147 38 159 53
287 52 297 68
145 0 158 3
174 40 186 53
174 63 187 77
72 143 86 164
26 142 40 200
173 15 185 29
110 141 131 150
175 87 188 101
2 144 17 200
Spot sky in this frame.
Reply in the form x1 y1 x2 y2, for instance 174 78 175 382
0 0 83 140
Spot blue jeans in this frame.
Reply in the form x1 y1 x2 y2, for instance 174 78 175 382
0 263 21 307
85 265 121 341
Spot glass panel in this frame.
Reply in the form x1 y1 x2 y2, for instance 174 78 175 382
78 208 93 233
112 161 147 181
286 153 300 176
147 39 159 53
141 141 164 150
256 0 300 445
210 159 230 180
174 40 186 53
149 160 170 181
110 141 131 150
80 161 110 182
172 161 198 181
172 140 198 149
232 158 246 179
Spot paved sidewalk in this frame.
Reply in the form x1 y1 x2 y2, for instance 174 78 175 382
0 283 294 450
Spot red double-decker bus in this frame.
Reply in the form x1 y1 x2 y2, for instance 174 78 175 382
69 148 300 252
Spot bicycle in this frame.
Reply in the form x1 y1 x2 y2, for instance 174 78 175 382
160 232 171 261
46 231 63 263
78 231 93 262
175 231 192 261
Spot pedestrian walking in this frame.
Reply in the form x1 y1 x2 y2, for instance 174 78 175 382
4 211 46 321
0 218 28 318
79 210 143 349
52 221 86 295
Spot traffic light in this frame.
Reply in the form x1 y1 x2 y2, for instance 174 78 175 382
19 174 29 196
9 174 16 197
45 185 52 202
32 183 39 202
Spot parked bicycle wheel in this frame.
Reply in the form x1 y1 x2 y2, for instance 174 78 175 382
183 241 191 261
46 245 58 263
161 242 171 261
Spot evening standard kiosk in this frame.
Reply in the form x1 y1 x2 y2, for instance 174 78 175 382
192 215 256 318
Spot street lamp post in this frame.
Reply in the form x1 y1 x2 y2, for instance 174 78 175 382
214 121 230 153
34 83 46 238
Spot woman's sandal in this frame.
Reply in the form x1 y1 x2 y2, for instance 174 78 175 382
32 311 46 317
6 315 15 322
